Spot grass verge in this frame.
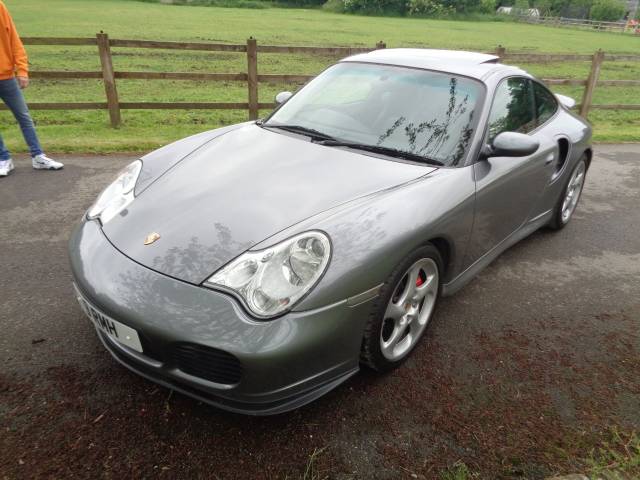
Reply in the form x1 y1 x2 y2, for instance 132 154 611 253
0 0 637 153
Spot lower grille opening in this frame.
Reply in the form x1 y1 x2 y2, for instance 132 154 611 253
169 343 243 385
139 335 163 362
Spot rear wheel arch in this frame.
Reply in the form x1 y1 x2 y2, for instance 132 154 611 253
584 148 593 170
547 155 587 230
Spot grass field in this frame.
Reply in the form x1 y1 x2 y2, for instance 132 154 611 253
1 0 639 154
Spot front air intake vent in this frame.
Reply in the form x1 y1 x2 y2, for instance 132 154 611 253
169 343 243 385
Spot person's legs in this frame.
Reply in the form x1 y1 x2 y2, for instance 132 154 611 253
0 78 43 157
0 78 62 170
0 130 12 161
0 128 14 176
0 81 15 177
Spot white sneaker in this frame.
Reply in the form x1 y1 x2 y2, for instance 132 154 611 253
0 159 14 177
32 154 63 170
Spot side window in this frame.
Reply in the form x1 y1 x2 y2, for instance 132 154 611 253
487 77 536 142
533 81 558 126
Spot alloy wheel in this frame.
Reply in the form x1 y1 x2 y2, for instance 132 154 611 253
561 160 586 224
379 258 439 361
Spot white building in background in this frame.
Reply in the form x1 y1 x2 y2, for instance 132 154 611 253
497 6 540 16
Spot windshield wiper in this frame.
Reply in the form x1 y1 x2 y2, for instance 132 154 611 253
315 139 444 166
260 123 336 141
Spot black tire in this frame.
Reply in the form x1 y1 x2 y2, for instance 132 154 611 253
360 244 443 372
547 155 588 231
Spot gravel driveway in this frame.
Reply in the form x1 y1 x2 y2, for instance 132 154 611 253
1 147 639 479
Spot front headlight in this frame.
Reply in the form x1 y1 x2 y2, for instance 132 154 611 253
87 160 142 225
204 231 331 318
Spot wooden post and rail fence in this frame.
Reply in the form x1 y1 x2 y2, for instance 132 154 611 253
6 32 640 127
514 14 640 34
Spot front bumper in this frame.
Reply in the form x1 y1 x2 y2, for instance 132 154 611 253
69 220 373 415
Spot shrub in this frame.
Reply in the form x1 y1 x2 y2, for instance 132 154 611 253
342 0 407 14
589 0 625 20
327 0 518 14
407 0 455 15
277 0 325 5
479 0 498 13
512 0 530 13
534 0 551 15
552 0 593 18
137 0 271 8
322 0 346 10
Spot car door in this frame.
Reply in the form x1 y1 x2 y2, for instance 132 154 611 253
466 76 557 263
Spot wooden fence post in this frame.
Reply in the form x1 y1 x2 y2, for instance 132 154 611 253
580 49 605 118
96 32 121 128
375 41 386 49
495 45 506 61
246 37 258 120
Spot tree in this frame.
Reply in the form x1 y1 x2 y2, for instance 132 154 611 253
590 0 625 20
479 0 498 13
513 0 530 13
439 0 482 13
550 0 594 18
535 0 551 15
408 0 455 15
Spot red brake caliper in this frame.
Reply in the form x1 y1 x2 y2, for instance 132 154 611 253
416 273 424 287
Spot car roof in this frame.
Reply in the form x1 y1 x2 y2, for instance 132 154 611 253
341 48 527 81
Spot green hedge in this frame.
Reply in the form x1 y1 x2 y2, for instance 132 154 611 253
589 0 625 20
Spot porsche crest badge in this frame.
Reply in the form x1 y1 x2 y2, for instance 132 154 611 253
144 232 161 245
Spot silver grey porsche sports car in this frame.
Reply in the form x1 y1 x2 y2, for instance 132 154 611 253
69 49 591 415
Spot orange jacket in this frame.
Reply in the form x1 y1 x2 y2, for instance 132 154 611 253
0 1 27 80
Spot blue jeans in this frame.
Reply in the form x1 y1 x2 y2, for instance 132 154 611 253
0 78 43 160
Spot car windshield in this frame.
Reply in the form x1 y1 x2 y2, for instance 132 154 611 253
265 62 484 166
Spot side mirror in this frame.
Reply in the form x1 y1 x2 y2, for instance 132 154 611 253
275 91 293 105
483 132 540 158
555 94 576 109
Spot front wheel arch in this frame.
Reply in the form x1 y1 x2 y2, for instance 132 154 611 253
427 237 452 282
360 243 443 372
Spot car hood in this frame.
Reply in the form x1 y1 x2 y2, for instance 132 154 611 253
102 124 433 284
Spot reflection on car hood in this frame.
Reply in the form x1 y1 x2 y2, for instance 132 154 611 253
102 124 433 284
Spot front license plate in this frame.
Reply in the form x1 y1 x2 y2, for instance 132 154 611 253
74 285 143 353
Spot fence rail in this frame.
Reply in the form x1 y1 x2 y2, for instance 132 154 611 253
514 15 638 34
4 34 640 126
